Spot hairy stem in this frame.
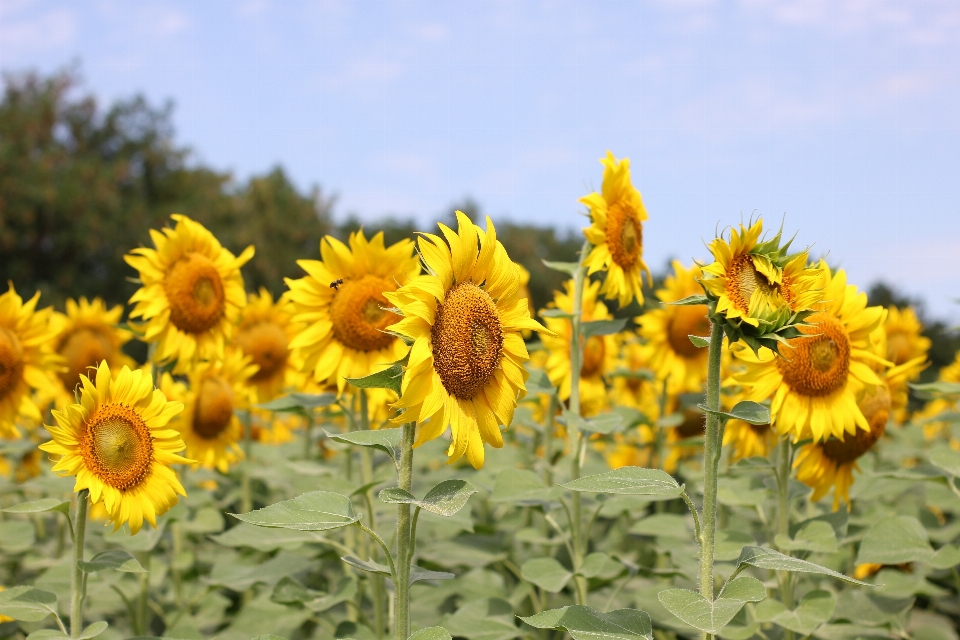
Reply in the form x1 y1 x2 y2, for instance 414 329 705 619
776 437 795 640
70 489 89 638
359 390 386 640
394 422 415 640
568 240 591 605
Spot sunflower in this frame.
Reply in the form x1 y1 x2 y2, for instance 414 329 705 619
794 381 890 509
236 289 303 402
604 427 655 470
163 349 257 473
610 336 660 420
734 263 888 442
38 362 189 533
580 152 651 308
722 415 776 462
125 214 254 373
663 407 707 473
872 307 930 423
516 263 535 338
915 351 960 442
539 279 617 417
50 297 135 407
0 449 43 483
0 284 60 437
285 229 420 394
385 212 547 469
637 260 712 396
701 219 822 351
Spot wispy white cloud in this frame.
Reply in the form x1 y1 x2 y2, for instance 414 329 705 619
0 5 77 63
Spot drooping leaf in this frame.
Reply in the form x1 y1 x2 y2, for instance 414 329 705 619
582 318 628 338
258 392 337 412
345 360 406 395
1 498 70 516
667 294 709 306
562 467 682 498
521 558 572 593
378 480 477 517
342 555 391 577
910 381 960 397
520 605 653 640
658 577 766 633
697 401 770 425
78 549 147 573
231 491 360 531
735 547 870 585
409 628 453 640
325 428 403 469
0 586 59 622
770 589 836 634
340 556 453 585
856 515 934 565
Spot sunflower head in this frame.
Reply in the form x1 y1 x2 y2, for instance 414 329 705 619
580 152 652 308
125 214 254 374
700 219 822 354
385 212 549 468
236 288 303 402
38 361 190 533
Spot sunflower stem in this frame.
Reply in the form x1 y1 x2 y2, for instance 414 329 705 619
69 489 89 638
359 390 386 640
137 550 151 635
241 410 253 513
568 239 591 605
698 321 725 640
776 437 795 639
542 393 558 487
394 422 415 640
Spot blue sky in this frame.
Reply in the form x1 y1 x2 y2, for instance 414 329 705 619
2 0 959 319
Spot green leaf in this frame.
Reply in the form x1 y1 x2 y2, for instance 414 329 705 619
26 631 69 640
491 468 559 505
667 294 709 306
1 498 70 516
929 544 960 570
629 514 691 539
524 367 556 395
325 428 403 469
520 605 653 640
409 565 456 584
688 335 710 348
210 522 324 551
540 308 575 318
714 530 757 562
258 392 337 412
272 576 358 613
231 491 360 531
929 446 960 477
562 467 682 498
78 549 147 573
774 520 839 553
340 556 453 585
658 577 766 634
345 360 406 395
409 628 453 640
578 552 625 579
0 586 59 622
521 557 573 593
856 515 934 565
697 401 769 425
0 520 36 553
735 546 870 585
77 622 109 639
559 410 627 435
541 260 580 276
342 555 391 577
582 318 628 338
378 480 477 517
771 589 835 634
910 381 960 396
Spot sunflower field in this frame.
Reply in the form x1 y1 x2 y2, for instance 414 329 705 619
1 151 959 640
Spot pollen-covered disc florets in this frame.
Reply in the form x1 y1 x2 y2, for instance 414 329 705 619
431 283 504 399
700 218 822 354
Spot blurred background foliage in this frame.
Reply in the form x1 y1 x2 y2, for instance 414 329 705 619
2 68 957 378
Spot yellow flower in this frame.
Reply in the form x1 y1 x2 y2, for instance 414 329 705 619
0 284 61 437
50 297 135 407
285 229 420 393
516 263 535 338
236 289 303 402
386 212 547 469
125 214 254 374
701 219 822 351
0 449 43 483
637 261 712 396
794 381 890 509
539 279 616 417
872 307 930 423
915 351 960 442
611 336 660 420
735 263 888 442
580 152 651 308
163 349 258 473
663 408 706 473
39 362 189 534
604 428 655 470
722 418 776 462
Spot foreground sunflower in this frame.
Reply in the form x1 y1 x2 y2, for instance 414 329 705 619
701 219 822 351
125 214 254 373
163 349 258 473
38 362 189 533
236 289 303 402
285 229 420 393
51 297 135 405
539 279 616 417
794 381 891 509
0 284 60 437
638 260 712 395
735 263 888 442
580 152 651 308
386 212 548 468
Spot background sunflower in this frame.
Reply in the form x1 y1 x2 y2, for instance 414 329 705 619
236 288 303 402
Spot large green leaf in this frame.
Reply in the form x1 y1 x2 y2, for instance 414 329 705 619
231 491 360 531
582 318 628 338
0 586 59 622
520 605 653 640
326 428 403 469
658 577 766 633
698 401 769 425
770 589 835 634
521 557 572 593
491 468 559 505
1 498 70 516
856 515 934 565
345 360 406 394
562 467 682 498
78 549 147 573
378 479 477 516
409 628 453 640
735 547 870 585
258 392 336 412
